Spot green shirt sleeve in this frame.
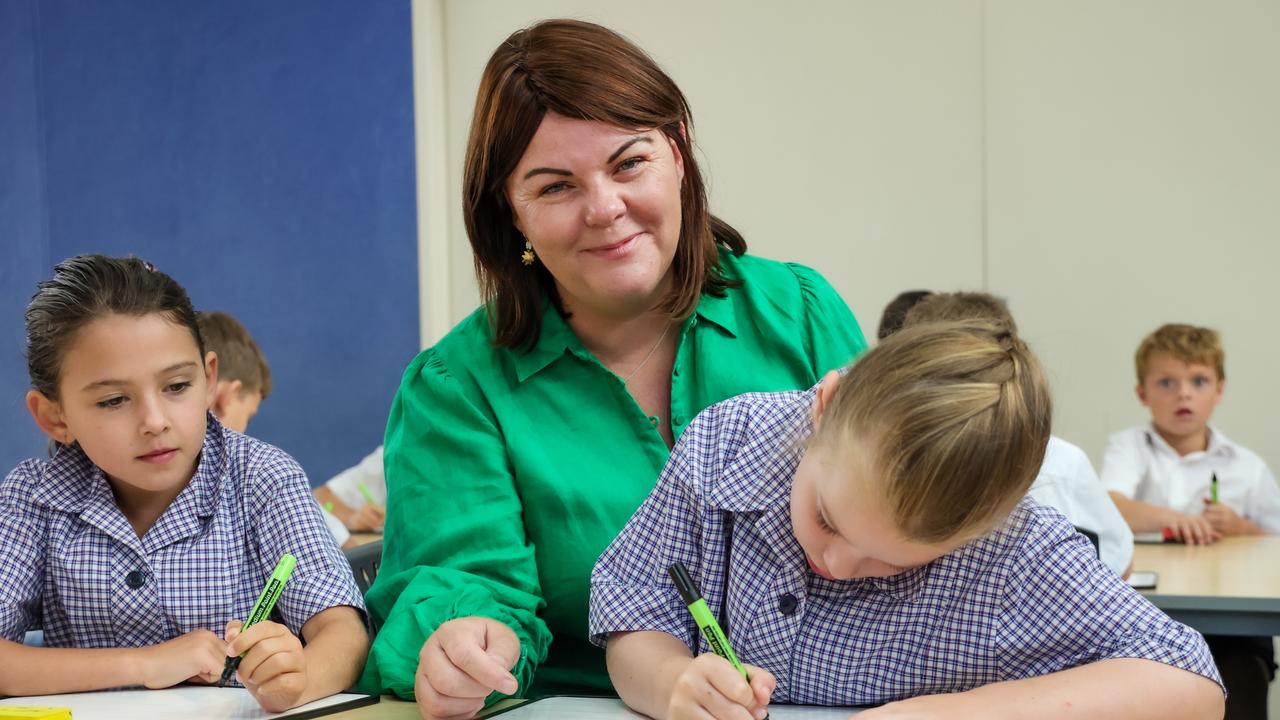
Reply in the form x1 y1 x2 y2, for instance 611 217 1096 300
358 349 551 700
786 262 868 374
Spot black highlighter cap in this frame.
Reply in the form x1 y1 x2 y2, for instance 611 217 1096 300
667 561 702 606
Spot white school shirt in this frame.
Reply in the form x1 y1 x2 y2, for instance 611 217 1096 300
1101 424 1280 534
1028 436 1134 574
324 446 386 508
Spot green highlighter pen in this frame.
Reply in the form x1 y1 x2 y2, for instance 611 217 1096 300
357 482 377 506
668 561 748 679
219 553 297 687
1210 473 1219 504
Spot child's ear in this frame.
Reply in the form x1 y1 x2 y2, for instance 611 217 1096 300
811 370 842 429
211 380 244 418
204 351 220 409
1135 382 1148 406
26 390 72 445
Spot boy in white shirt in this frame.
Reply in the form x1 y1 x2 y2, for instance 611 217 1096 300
1101 322 1278 720
884 291 1135 576
1101 323 1280 543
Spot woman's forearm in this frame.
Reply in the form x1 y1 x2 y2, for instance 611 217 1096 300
606 631 697 720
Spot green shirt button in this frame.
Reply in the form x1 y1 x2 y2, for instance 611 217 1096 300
649 416 660 427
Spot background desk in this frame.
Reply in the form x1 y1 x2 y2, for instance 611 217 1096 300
1134 535 1280 635
350 532 382 547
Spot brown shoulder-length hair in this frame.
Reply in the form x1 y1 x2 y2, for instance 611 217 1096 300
464 19 747 350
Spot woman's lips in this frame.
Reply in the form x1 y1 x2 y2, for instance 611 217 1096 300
585 233 640 258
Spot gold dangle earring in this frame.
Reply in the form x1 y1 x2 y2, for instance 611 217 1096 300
521 239 536 266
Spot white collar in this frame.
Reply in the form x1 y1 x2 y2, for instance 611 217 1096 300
1143 423 1235 461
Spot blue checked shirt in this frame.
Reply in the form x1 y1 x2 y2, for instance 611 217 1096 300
0 414 364 654
590 390 1223 705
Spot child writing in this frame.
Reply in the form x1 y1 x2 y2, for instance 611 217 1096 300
313 446 386 534
196 310 271 434
1101 322 1279 720
0 255 369 712
590 321 1222 719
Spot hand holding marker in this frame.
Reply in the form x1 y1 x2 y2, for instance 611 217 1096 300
668 561 769 719
220 553 296 687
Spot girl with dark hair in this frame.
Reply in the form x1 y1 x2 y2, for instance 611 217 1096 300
0 255 368 711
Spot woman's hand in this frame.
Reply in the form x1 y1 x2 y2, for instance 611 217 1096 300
139 629 228 688
667 653 774 720
225 619 307 713
416 617 521 720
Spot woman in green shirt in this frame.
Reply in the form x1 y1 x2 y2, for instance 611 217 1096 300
360 19 867 718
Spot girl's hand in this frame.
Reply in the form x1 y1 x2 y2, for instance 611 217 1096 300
416 616 521 720
139 629 228 688
225 619 307 712
667 654 774 720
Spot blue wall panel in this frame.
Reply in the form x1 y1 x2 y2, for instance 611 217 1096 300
0 0 52 467
0 0 418 486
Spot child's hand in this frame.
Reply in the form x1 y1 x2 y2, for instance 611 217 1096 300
225 619 307 713
1202 500 1245 535
349 503 386 532
667 653 774 720
1164 511 1221 545
139 629 228 688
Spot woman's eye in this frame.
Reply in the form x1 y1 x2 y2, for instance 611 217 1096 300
539 181 570 196
617 156 644 173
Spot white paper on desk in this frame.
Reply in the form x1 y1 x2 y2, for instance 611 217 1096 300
14 686 373 719
492 696 861 718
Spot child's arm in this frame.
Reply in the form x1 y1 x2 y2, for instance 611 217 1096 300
1107 491 1220 544
225 605 367 712
0 631 227 695
606 630 773 720
858 658 1222 720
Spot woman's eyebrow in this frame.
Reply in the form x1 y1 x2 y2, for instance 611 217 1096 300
607 136 651 163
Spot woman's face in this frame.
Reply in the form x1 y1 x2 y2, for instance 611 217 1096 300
505 112 685 318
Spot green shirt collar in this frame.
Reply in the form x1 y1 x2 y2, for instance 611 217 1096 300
511 287 740 384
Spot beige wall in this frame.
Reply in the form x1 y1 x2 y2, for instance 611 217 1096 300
414 0 1280 469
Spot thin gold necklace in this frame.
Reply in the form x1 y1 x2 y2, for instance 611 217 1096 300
621 322 672 385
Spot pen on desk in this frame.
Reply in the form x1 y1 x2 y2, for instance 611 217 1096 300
357 482 377 506
1210 473 1219 504
220 553 297 687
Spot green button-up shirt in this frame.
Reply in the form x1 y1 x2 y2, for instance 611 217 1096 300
360 252 867 700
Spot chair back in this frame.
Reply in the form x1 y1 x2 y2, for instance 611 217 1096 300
345 539 382 594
